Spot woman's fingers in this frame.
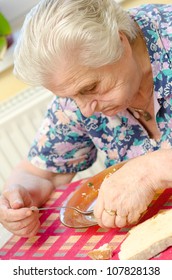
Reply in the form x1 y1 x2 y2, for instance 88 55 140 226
4 218 40 237
2 210 38 230
95 207 141 228
0 184 41 237
101 209 117 228
2 184 32 209
0 206 32 223
93 193 105 227
0 194 40 237
2 210 40 237
127 210 142 225
94 187 144 228
94 199 118 228
115 214 127 228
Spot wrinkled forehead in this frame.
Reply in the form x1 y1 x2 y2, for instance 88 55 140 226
47 61 100 94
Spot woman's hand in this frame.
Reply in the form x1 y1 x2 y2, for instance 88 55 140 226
0 159 75 237
94 155 159 229
0 185 40 237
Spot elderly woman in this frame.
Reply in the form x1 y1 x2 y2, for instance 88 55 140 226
0 0 171 236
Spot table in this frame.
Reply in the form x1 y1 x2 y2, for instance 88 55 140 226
0 179 172 260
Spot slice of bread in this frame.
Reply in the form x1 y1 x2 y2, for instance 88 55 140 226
119 209 172 260
88 243 113 260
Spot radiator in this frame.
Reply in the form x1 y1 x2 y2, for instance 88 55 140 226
0 86 105 192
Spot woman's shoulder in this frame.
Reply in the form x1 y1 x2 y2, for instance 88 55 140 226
43 96 83 125
130 4 172 56
129 4 172 22
48 96 77 112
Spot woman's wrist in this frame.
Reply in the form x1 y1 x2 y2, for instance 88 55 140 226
145 149 172 190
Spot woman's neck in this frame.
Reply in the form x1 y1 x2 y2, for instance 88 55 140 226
130 30 154 109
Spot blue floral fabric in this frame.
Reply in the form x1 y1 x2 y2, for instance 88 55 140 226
28 4 172 173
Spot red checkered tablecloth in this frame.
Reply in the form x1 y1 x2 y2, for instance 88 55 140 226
0 179 172 260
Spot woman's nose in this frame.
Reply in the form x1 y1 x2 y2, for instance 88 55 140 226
79 100 98 117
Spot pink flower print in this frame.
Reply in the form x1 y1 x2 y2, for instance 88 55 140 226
159 122 165 129
168 118 172 129
53 142 74 155
163 62 169 69
127 145 143 158
154 52 160 60
119 146 128 157
118 134 125 141
53 155 86 167
66 157 86 167
39 119 52 135
152 60 161 77
74 147 92 158
59 98 77 111
102 134 113 142
167 26 172 33
93 137 104 148
108 150 118 159
161 37 171 51
37 135 48 151
55 110 70 125
107 135 113 142
156 37 164 49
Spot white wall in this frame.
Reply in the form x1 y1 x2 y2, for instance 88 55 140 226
0 0 39 30
0 0 125 31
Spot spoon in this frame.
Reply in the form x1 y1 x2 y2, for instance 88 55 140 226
30 206 94 216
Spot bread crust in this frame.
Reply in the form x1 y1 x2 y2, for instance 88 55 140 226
88 243 113 260
119 209 172 260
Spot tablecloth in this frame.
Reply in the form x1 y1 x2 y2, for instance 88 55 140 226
0 179 172 260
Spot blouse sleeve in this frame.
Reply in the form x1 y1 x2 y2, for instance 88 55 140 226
28 96 97 173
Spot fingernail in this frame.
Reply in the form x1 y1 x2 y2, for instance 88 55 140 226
12 200 24 209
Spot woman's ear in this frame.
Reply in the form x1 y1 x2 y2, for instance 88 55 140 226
119 31 132 56
119 31 125 41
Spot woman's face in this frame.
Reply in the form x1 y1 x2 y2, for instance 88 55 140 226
50 35 142 117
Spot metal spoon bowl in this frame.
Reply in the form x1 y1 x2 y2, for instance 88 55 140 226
31 206 94 216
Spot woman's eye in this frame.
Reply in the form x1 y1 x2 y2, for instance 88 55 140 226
88 84 97 91
79 83 97 95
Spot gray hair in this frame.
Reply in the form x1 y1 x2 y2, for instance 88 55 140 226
14 0 138 86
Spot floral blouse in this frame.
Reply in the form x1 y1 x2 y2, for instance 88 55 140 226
28 4 172 173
